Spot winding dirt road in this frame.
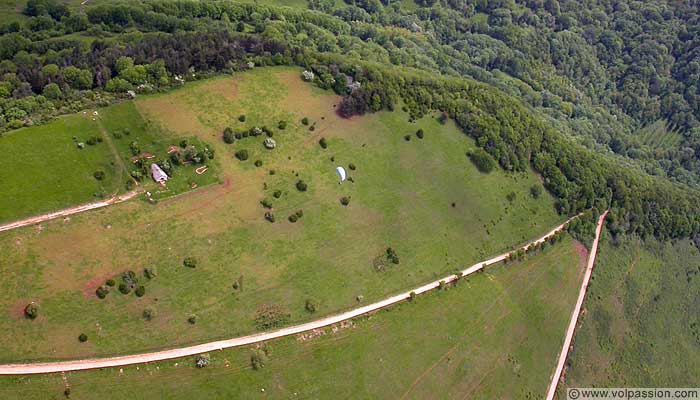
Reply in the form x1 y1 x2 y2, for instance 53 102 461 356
0 191 140 234
0 216 580 375
545 210 608 400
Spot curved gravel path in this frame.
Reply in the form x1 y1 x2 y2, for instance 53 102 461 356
0 217 579 375
0 191 139 234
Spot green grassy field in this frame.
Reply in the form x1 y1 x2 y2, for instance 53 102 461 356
0 113 120 223
0 66 563 363
557 234 700 394
0 237 585 400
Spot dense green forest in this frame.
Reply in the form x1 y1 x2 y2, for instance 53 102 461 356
1 0 700 243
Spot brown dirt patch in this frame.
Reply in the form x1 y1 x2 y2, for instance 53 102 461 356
9 300 29 319
574 240 589 269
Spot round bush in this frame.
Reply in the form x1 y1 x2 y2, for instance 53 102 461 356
235 149 249 161
348 163 356 171
340 196 350 206
273 190 282 198
93 170 106 181
254 159 263 167
296 180 308 192
309 125 315 131
24 303 39 319
404 134 411 141
305 299 318 313
278 120 287 130
264 212 275 223
135 285 146 297
78 333 88 342
143 307 155 321
188 315 198 325
288 214 298 223
118 282 131 295
301 117 309 125
223 128 235 144
238 114 246 122
183 256 198 268
106 279 116 287
416 129 424 139
319 137 328 149
96 285 109 299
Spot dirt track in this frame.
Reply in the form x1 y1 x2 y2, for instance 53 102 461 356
545 211 608 400
0 191 139 234
0 216 579 375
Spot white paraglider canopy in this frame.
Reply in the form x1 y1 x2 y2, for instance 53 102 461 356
335 166 347 183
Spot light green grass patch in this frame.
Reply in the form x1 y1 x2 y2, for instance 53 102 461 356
0 237 584 399
0 113 119 222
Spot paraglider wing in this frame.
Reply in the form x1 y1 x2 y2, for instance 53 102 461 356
335 166 347 182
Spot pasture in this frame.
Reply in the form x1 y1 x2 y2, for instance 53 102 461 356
0 112 120 223
558 235 700 394
0 237 585 399
0 66 563 362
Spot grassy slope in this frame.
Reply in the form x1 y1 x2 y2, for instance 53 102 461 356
0 237 584 400
0 113 119 223
0 67 562 362
558 234 700 394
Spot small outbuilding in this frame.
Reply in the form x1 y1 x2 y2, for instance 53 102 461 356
151 163 168 184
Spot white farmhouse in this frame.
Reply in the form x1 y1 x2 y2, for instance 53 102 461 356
151 163 168 184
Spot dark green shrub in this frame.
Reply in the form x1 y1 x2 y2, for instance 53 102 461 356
78 333 88 342
301 117 309 125
96 285 109 299
118 283 131 294
467 148 496 173
416 129 424 139
135 286 146 297
305 299 318 313
295 210 303 218
234 132 242 140
273 190 282 198
254 304 290 330
269 170 276 175
404 134 411 141
24 303 39 319
288 214 298 223
106 279 116 287
264 212 275 223
348 163 356 170
93 170 105 180
251 349 268 370
183 257 197 268
223 127 235 144
238 114 246 122
319 137 328 149
254 159 263 167
188 314 198 324
195 354 210 368
386 247 400 264
530 184 543 198
86 136 101 145
296 180 307 192
143 307 155 321
278 120 287 130
179 139 188 148
144 267 157 280
309 125 315 131
261 198 273 209
340 196 350 206
235 149 249 161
